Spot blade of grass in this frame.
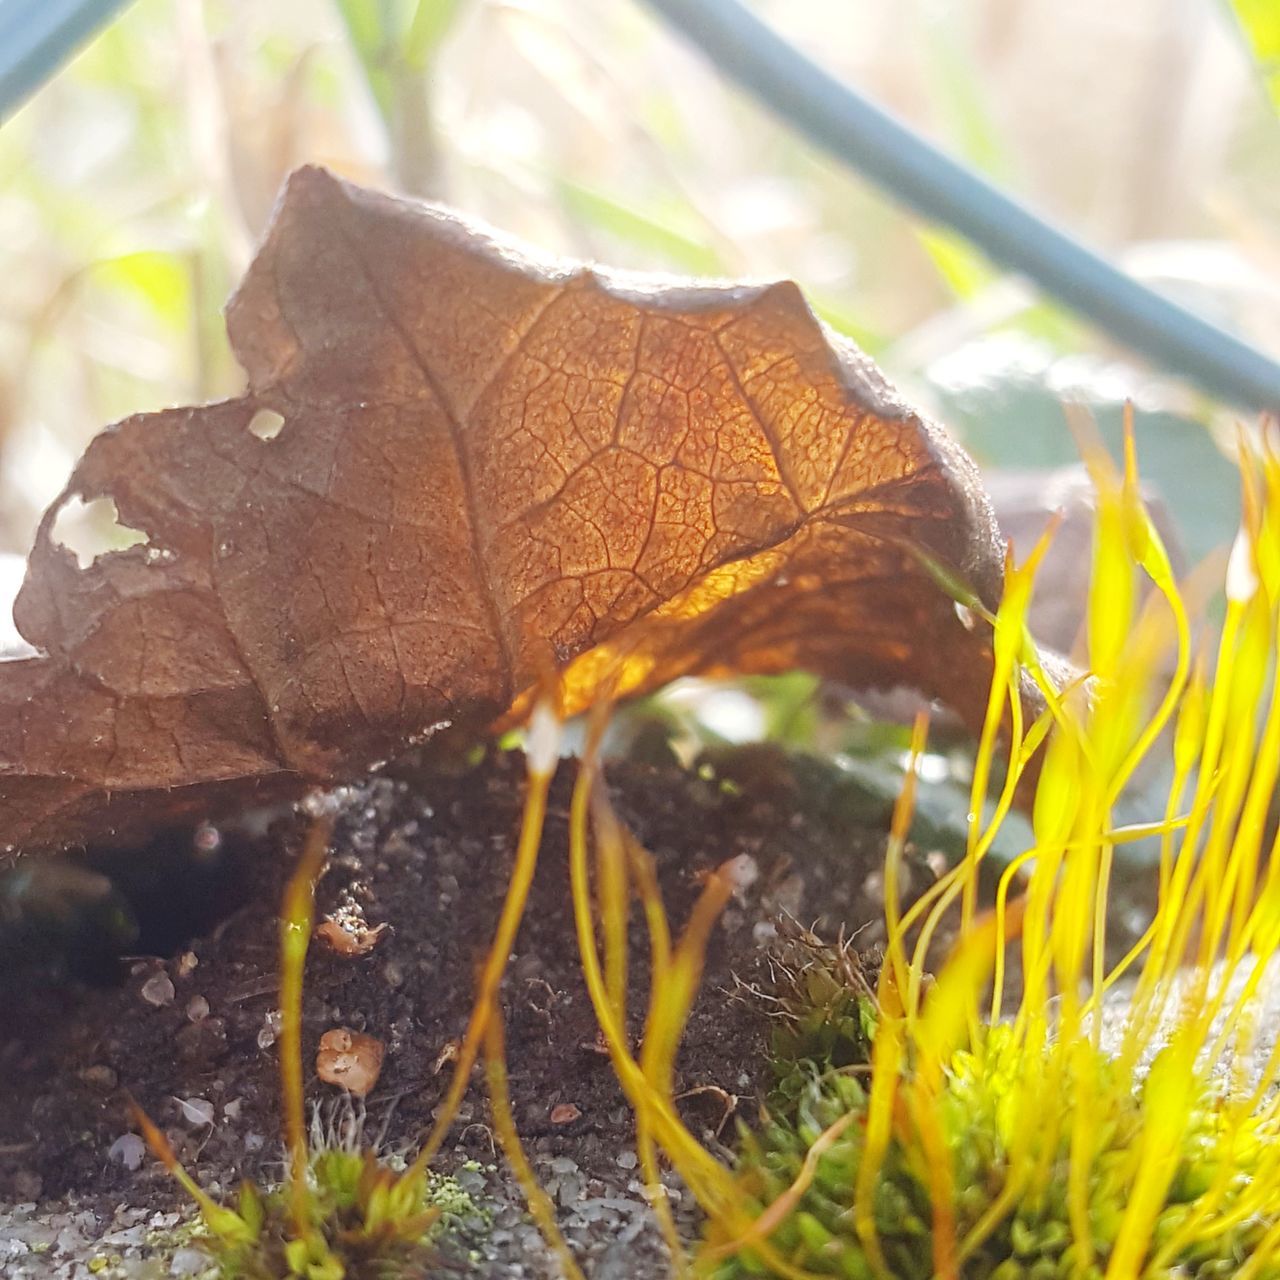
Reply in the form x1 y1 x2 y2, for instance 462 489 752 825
404 0 466 70
409 696 560 1174
556 178 726 275
332 0 396 124
1226 0 1280 114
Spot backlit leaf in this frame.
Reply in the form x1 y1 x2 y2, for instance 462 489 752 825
0 166 1008 852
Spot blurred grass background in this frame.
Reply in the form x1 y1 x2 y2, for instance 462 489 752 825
1 0 1277 565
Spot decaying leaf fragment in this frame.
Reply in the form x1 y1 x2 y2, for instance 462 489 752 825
0 166 1007 854
316 915 389 957
315 1027 384 1097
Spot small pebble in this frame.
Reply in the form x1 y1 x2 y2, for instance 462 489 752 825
140 971 175 1007
55 1223 88 1253
173 1096 215 1128
594 1241 640 1280
101 1225 146 1248
78 1065 117 1091
257 1009 282 1050
555 1177 584 1208
862 869 885 905
723 852 758 894
108 1134 146 1171
185 996 209 1022
171 1246 211 1276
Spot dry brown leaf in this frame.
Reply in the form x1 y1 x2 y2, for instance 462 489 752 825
0 166 1006 855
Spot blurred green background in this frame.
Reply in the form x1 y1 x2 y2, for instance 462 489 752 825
1 0 1277 573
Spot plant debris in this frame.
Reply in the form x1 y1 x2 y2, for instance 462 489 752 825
315 917 388 958
0 166 1008 855
315 1028 385 1097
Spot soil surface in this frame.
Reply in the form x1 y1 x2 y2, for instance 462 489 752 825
0 745 923 1279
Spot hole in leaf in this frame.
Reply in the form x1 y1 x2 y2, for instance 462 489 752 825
248 408 285 441
0 553 36 661
51 496 148 569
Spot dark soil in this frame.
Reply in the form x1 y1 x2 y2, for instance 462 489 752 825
0 745 924 1277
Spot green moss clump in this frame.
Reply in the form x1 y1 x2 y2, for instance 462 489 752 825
710 1024 1280 1279
198 1148 487 1279
757 921 878 1112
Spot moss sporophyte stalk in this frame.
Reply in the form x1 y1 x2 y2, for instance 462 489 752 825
128 819 479 1280
563 418 1280 1279
137 417 1280 1278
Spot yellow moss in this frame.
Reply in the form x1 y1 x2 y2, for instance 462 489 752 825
554 417 1280 1277
686 420 1280 1277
